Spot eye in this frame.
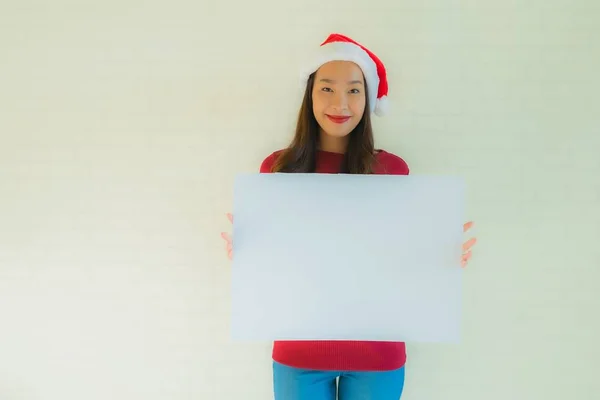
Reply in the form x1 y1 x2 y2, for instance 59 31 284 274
349 88 360 94
321 87 333 92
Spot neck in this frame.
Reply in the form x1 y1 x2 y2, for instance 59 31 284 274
318 132 348 154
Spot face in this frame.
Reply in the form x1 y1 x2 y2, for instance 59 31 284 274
312 61 366 140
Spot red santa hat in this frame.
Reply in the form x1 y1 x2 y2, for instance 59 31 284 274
302 33 389 117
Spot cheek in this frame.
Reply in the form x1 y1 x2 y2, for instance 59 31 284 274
350 96 366 115
312 98 322 112
311 92 321 112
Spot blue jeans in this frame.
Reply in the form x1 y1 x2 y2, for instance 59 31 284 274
272 361 405 400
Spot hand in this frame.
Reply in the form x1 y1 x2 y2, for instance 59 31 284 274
461 221 477 268
220 213 233 260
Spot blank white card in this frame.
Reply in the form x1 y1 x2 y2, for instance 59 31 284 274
230 173 465 343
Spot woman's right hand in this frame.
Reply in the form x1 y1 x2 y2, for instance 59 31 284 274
220 213 233 260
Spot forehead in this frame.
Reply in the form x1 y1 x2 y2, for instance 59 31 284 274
315 61 364 82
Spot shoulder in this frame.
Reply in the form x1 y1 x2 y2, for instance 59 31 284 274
374 149 410 175
259 149 285 173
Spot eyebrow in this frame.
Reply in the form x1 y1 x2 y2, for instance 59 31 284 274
319 78 363 85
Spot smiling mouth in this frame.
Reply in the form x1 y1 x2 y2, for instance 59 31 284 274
326 115 351 123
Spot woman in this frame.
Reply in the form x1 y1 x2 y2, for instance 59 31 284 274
221 33 477 400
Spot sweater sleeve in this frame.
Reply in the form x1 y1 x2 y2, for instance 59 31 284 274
259 152 276 173
260 154 273 174
382 152 410 175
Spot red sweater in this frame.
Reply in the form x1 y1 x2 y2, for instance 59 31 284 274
259 148 410 372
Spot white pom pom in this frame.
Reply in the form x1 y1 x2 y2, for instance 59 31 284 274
373 95 389 116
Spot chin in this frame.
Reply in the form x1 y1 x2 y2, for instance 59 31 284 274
323 129 352 138
320 120 358 138
328 124 358 136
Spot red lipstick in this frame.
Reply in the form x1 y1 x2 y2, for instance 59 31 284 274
326 114 351 124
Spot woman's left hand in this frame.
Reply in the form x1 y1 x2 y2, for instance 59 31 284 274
461 221 477 268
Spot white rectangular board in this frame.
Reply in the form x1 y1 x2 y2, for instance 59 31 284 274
230 173 465 343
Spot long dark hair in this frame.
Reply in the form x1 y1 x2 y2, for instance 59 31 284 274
270 72 377 174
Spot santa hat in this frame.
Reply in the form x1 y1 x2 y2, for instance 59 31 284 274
302 33 389 117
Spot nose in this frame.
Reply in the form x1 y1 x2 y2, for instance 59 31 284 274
331 91 349 110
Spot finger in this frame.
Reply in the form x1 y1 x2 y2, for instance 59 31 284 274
227 249 233 260
462 237 477 252
221 232 232 243
461 260 467 268
463 221 474 232
226 213 233 224
462 251 472 262
226 242 232 253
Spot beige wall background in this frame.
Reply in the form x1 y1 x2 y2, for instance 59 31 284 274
1 0 598 399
